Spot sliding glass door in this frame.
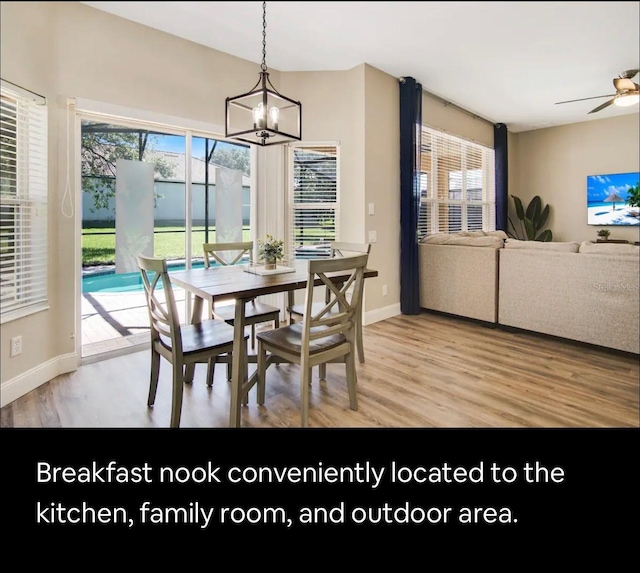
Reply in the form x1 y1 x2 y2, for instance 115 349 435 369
79 116 252 360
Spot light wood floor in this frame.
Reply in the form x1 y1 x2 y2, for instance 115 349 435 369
2 312 638 428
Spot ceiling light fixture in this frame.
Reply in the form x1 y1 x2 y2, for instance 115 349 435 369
614 91 640 107
225 1 302 146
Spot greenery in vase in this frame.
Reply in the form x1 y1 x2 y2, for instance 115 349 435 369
597 229 610 239
257 234 284 263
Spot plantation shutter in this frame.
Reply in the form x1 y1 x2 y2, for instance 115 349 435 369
418 127 495 237
288 144 339 260
0 83 48 321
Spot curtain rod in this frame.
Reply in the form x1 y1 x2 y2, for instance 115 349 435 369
0 78 47 104
422 87 495 127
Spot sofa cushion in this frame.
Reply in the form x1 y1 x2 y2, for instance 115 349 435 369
421 234 504 248
504 239 580 252
578 241 640 256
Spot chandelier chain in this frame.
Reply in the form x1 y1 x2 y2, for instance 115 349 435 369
261 1 267 72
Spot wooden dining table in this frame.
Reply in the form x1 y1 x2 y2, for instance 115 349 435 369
169 259 378 427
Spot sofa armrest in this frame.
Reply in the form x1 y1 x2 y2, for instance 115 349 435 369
419 243 499 323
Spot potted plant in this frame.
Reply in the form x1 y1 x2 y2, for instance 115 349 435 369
257 234 284 269
597 228 611 241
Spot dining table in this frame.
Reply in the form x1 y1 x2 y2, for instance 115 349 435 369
169 259 378 427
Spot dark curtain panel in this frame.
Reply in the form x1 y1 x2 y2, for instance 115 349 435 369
494 122 508 231
399 77 422 315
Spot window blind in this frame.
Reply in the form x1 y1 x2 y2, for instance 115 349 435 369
288 144 339 260
0 85 48 321
418 127 495 237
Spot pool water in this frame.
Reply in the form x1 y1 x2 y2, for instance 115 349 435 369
82 261 207 293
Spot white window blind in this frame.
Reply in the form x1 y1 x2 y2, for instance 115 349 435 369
288 144 339 260
418 126 495 237
0 85 48 321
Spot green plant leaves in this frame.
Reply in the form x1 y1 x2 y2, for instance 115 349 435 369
535 229 553 242
538 204 550 230
510 194 552 241
512 195 525 221
526 195 541 222
524 218 535 240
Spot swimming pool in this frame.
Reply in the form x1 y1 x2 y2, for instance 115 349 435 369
82 261 207 293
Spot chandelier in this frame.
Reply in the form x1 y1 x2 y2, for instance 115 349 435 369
225 1 302 146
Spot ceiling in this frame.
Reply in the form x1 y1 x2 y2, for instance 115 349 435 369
81 1 640 132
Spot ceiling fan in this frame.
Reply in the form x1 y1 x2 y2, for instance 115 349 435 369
555 69 639 114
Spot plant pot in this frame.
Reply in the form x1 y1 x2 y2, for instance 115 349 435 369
264 258 277 270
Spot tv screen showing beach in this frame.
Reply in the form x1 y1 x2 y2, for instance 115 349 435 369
587 172 640 226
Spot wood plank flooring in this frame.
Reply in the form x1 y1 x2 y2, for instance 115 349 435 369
1 312 638 428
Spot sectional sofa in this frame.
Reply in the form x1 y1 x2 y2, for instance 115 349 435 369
419 234 639 354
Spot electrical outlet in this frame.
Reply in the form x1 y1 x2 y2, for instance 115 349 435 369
368 230 377 243
368 203 375 215
10 335 22 357
382 284 388 296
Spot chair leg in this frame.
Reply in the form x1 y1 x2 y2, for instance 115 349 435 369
257 341 267 405
345 351 358 411
148 349 161 406
356 318 365 364
251 324 256 351
241 349 249 407
227 357 232 382
170 363 185 428
206 358 215 387
319 363 327 381
301 364 311 428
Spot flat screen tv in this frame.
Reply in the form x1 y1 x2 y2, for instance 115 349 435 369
587 171 640 226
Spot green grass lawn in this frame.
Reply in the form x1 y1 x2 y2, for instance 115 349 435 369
82 226 251 265
82 222 335 266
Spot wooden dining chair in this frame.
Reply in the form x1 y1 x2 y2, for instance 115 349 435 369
203 241 281 353
287 241 371 364
256 253 369 427
137 254 247 428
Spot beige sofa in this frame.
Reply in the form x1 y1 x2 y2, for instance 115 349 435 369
418 232 505 323
498 241 639 354
419 235 639 354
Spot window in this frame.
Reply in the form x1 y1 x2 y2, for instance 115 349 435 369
0 84 48 322
288 144 339 259
418 126 495 237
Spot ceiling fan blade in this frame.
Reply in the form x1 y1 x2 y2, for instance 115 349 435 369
588 98 615 114
555 94 615 105
614 77 636 91
621 69 639 79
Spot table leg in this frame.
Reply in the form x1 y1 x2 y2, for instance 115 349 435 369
229 297 247 428
184 295 204 383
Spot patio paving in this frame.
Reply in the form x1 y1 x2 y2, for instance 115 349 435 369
81 287 188 357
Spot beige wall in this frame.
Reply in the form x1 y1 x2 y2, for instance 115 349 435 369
511 114 640 243
364 65 400 313
423 92 494 149
1 2 58 383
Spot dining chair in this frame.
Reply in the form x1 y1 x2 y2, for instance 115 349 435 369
137 254 247 428
203 241 281 351
287 241 371 364
256 253 369 427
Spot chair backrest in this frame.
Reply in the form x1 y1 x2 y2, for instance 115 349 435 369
330 242 372 258
203 241 253 267
302 253 369 348
136 255 182 355
323 242 371 303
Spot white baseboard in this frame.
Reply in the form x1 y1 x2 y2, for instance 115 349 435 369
1 352 79 408
363 303 401 326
